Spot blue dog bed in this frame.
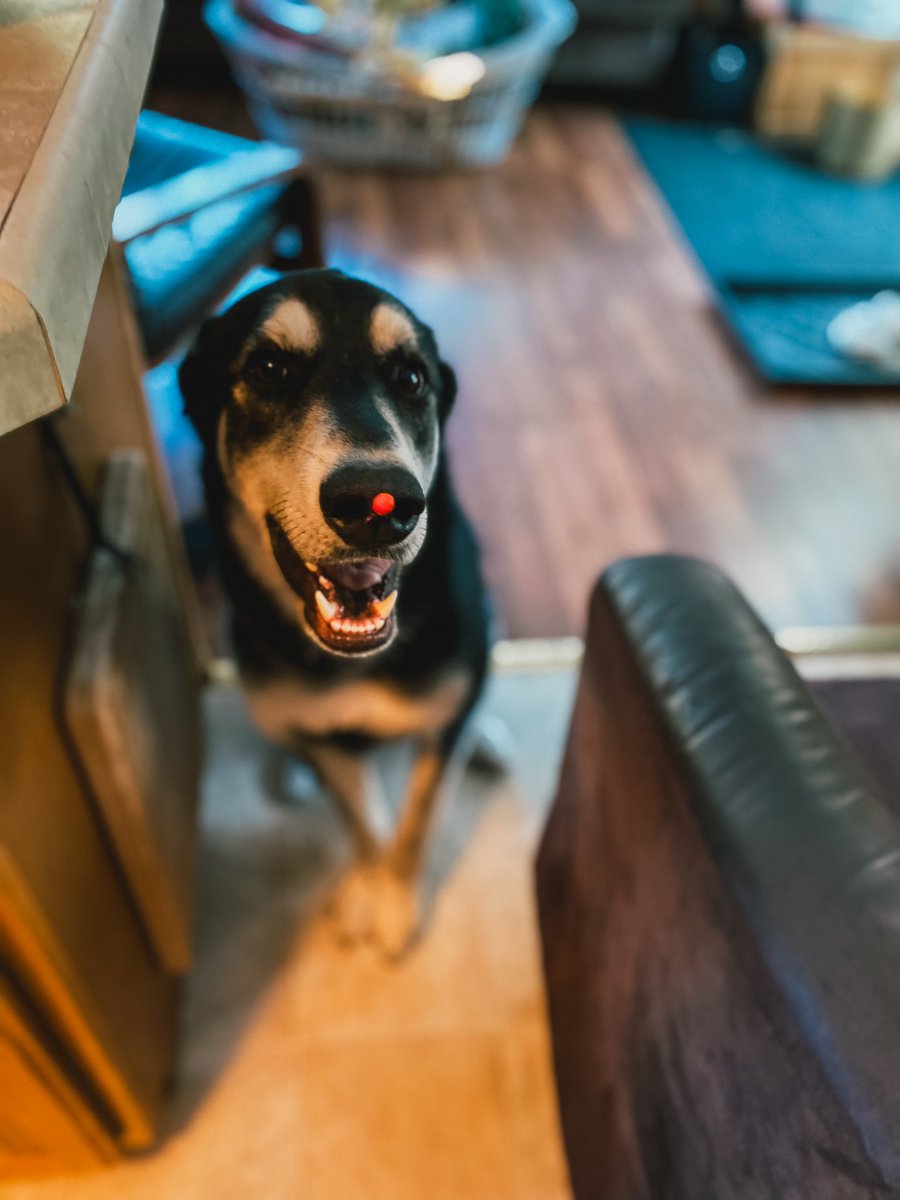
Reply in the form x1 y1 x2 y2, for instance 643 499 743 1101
624 118 900 387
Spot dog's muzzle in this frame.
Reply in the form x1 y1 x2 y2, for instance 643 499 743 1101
266 517 402 656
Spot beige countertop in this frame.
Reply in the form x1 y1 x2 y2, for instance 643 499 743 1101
0 0 164 438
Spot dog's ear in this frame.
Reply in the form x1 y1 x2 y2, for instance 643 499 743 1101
438 361 457 424
179 314 233 445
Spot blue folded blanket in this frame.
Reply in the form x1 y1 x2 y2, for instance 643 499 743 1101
624 117 900 387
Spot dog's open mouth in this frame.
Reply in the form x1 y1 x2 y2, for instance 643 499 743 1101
267 517 399 654
306 558 399 652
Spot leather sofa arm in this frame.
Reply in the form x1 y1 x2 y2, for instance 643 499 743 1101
537 555 900 1198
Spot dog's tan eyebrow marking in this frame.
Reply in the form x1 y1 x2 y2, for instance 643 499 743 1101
370 303 417 354
261 298 321 353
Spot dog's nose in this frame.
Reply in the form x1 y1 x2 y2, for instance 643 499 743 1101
320 464 425 549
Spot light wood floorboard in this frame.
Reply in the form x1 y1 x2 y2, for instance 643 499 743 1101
0 672 576 1199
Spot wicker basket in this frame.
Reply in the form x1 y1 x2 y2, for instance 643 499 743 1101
205 0 576 168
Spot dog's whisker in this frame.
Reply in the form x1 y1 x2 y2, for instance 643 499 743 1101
293 443 331 469
270 499 306 532
277 515 305 538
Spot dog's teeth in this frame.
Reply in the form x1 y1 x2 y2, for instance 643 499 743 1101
323 609 389 638
373 590 398 619
318 575 332 591
305 561 318 573
326 614 385 637
316 590 339 621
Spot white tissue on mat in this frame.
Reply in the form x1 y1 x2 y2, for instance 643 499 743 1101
827 291 900 371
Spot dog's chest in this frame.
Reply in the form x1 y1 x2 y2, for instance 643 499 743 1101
244 669 472 745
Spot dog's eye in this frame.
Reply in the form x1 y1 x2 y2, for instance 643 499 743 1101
248 355 288 386
394 362 427 397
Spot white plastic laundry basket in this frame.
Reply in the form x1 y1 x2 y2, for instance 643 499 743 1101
205 0 577 168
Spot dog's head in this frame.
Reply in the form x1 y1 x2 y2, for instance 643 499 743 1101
180 269 456 657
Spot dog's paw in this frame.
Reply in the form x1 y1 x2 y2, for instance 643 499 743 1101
325 866 377 946
369 870 422 960
325 865 423 958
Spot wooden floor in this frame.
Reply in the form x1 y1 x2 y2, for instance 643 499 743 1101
0 668 577 1200
150 91 900 638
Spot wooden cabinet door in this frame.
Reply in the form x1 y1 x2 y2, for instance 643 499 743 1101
0 251 203 1166
64 451 202 974
0 978 117 1178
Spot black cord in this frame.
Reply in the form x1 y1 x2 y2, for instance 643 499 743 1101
41 418 134 571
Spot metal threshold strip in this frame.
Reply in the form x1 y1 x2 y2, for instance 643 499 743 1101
205 626 900 686
776 626 900 680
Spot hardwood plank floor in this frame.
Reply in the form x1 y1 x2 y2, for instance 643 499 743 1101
149 90 900 638
0 669 576 1200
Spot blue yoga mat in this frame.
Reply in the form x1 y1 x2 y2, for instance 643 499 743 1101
624 118 900 387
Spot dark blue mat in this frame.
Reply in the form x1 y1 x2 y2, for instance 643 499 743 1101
624 118 900 387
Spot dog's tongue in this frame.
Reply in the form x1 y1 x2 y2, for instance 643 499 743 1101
325 559 391 591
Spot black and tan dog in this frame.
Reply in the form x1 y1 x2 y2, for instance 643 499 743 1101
180 269 490 956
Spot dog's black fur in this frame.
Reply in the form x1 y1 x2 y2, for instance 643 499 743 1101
180 268 489 793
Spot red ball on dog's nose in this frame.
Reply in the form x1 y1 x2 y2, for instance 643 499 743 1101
371 492 395 517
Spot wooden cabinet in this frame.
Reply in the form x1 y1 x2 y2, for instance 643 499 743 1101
0 262 203 1170
0 980 118 1177
0 392 200 1173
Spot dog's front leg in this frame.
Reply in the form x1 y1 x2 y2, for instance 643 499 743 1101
301 740 386 860
311 726 463 958
385 735 449 881
302 740 403 947
369 725 463 959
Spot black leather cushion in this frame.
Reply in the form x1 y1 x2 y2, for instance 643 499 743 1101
601 555 900 1186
